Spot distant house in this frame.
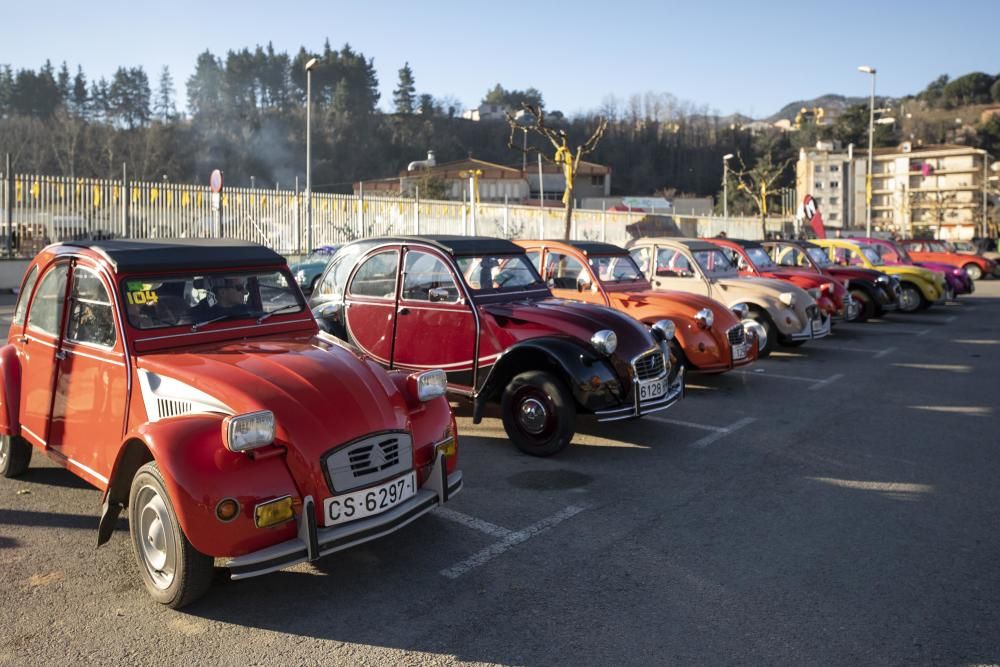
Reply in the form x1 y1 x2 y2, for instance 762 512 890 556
461 104 509 122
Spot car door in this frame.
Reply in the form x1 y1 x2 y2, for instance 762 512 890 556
543 250 607 307
47 261 129 485
15 262 69 452
649 246 711 297
343 247 401 365
390 247 477 388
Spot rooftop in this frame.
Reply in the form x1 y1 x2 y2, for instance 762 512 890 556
60 239 285 272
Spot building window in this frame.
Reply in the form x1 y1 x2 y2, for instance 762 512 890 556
814 165 823 173
590 175 603 186
829 197 839 205
829 212 838 220
829 165 840 172
815 182 824 189
814 197 823 206
829 181 839 188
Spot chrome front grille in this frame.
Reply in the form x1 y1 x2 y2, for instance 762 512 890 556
727 325 745 346
633 349 666 381
325 432 412 493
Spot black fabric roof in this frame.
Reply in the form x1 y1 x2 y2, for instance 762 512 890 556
724 238 763 249
62 239 285 272
672 238 722 252
345 235 524 256
554 240 628 255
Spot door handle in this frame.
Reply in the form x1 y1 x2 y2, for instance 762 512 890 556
398 307 410 315
55 349 67 361
16 335 27 344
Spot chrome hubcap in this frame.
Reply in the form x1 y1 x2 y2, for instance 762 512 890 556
517 398 549 435
0 435 8 469
899 287 919 311
136 485 176 590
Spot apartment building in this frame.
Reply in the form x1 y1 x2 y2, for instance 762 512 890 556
796 141 852 229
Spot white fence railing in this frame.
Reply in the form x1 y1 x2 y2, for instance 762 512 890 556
0 170 792 258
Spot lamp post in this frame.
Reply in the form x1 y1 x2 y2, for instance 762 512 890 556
722 153 734 218
858 65 876 237
305 57 318 252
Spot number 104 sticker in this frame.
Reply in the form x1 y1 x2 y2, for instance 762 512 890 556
126 289 158 305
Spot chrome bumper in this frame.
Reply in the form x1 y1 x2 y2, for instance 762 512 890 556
226 454 462 580
595 365 685 422
788 313 831 341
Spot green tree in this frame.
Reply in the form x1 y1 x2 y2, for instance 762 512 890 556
831 103 898 148
941 72 995 108
483 84 543 110
393 62 416 114
154 66 176 121
918 74 949 106
417 93 435 116
107 66 151 129
976 115 1000 159
187 51 225 119
71 65 88 117
991 77 1000 103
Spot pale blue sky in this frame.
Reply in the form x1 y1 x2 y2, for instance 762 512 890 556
5 0 997 118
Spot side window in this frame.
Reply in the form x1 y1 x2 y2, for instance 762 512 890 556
655 249 693 277
630 247 650 274
524 250 541 272
66 268 116 348
317 258 351 301
12 266 39 326
348 250 399 299
731 251 748 270
401 251 460 303
543 252 587 289
27 265 69 336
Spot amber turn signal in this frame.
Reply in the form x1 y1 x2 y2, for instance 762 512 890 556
254 496 294 528
215 498 240 523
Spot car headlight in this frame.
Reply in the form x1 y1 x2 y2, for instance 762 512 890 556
295 269 307 284
694 308 714 329
223 410 276 452
742 319 767 352
876 275 889 285
730 302 749 319
779 292 796 307
591 330 618 355
410 369 448 402
651 319 675 341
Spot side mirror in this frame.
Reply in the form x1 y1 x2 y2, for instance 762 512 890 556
428 287 452 303
576 275 592 292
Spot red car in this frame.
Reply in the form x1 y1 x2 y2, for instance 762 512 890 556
704 238 855 322
899 239 997 281
309 236 684 457
1 240 461 608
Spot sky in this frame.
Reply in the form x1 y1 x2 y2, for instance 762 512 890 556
4 0 998 119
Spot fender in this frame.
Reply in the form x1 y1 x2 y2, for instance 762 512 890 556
99 415 301 558
0 345 22 437
472 337 621 423
642 317 716 368
899 275 937 300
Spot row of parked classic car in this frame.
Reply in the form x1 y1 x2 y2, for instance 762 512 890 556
1 232 992 608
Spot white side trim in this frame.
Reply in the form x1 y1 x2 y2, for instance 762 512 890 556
20 424 45 446
65 457 109 484
137 369 234 422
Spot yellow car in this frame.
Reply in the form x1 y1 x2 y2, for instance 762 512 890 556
812 239 945 312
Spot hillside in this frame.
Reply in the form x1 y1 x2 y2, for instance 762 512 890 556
766 94 870 122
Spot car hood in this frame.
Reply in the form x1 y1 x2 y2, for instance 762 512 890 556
712 275 805 302
609 288 741 331
824 266 886 282
482 297 658 360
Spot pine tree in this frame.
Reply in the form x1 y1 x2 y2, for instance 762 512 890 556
154 66 176 121
393 62 416 114
71 65 88 117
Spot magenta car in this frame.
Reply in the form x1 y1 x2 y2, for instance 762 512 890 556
853 237 972 299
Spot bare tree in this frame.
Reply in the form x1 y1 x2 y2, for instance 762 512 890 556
506 103 608 239
728 151 794 239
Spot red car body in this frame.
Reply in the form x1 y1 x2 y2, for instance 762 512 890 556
703 238 852 321
853 237 974 297
0 240 461 607
899 239 996 280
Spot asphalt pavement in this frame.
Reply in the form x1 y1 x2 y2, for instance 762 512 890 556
1 285 999 666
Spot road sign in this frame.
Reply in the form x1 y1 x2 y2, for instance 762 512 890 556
210 169 223 193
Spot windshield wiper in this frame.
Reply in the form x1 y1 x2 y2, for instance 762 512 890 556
190 312 239 332
256 304 302 323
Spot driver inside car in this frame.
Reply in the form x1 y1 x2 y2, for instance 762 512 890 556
191 276 249 320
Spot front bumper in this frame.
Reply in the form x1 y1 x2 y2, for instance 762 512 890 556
226 453 462 580
595 364 684 422
788 311 831 341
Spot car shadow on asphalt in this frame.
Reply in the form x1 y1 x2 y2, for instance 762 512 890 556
16 465 95 490
0 507 125 532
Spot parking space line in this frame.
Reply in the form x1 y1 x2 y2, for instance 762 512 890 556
646 415 727 432
873 346 897 358
689 416 756 449
434 507 512 539
441 504 587 579
732 369 824 382
942 315 957 323
815 344 896 357
849 326 930 336
808 373 844 391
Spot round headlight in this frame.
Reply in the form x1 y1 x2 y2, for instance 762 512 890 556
730 302 749 319
651 319 675 341
591 330 617 356
742 319 767 352
779 292 796 307
694 308 714 329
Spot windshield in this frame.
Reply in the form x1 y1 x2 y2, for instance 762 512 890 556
692 249 736 276
806 247 832 267
860 246 884 266
745 246 776 269
926 241 949 252
951 241 971 252
121 270 304 330
589 255 644 283
456 254 546 292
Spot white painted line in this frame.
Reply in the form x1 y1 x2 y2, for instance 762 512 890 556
809 373 844 391
688 416 756 450
916 328 931 337
731 369 826 383
873 346 897 359
847 326 931 336
434 507 512 539
815 344 895 356
942 315 957 323
646 415 727 432
441 505 587 579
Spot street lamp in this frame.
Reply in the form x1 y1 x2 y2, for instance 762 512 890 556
722 153 734 219
858 65 876 236
305 57 319 252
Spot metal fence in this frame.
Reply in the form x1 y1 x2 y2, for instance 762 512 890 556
1 167 792 259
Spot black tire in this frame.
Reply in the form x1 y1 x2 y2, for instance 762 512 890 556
500 371 575 457
963 263 982 281
129 461 214 608
669 339 689 369
0 434 32 478
308 275 321 294
897 283 925 313
746 309 776 358
850 288 876 323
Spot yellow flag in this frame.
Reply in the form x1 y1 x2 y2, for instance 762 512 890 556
222 194 228 208
30 182 40 199
182 191 190 207
150 187 159 204
249 195 255 206
59 184 66 200
166 191 173 207
261 195 267 208
132 188 140 203
760 182 768 216
93 186 101 208
113 185 119 202
197 192 203 207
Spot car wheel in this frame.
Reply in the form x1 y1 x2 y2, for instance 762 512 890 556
308 275 321 294
850 289 876 323
0 434 32 478
501 371 575 457
746 309 776 358
129 462 214 608
897 283 924 313
963 263 982 281
669 339 689 369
